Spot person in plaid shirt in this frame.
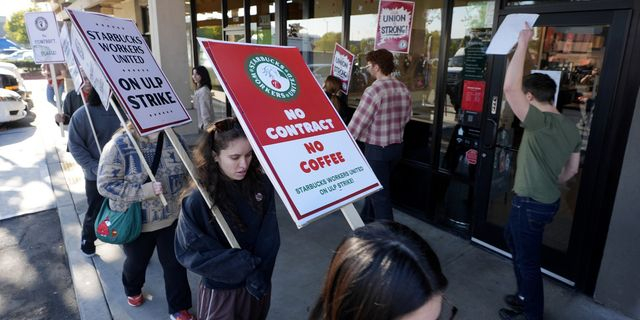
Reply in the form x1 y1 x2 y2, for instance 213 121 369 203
348 49 412 222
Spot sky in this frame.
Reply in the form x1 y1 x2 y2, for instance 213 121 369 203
1 0 48 19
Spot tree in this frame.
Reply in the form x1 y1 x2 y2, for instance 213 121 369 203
313 32 342 52
4 9 37 46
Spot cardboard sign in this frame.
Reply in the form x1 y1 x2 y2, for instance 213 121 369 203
330 44 355 95
461 80 486 112
70 26 111 109
199 40 382 228
24 12 65 64
59 24 83 92
67 9 191 135
486 14 539 55
374 0 415 53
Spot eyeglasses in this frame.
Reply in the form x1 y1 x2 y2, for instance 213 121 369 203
364 63 373 70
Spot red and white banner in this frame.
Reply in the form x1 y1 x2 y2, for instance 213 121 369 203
331 43 355 95
374 0 415 54
24 12 65 64
66 9 191 135
199 40 381 228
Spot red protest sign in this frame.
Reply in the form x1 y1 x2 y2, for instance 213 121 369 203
199 40 381 228
331 43 355 94
374 0 415 54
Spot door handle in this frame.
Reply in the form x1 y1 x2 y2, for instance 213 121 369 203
482 119 498 149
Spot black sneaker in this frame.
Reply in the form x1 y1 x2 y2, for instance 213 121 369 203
81 239 96 257
504 294 525 312
499 308 526 320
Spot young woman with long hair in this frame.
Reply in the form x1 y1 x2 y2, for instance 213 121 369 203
175 117 280 320
310 221 448 320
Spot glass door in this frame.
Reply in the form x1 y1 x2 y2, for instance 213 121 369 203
472 10 628 284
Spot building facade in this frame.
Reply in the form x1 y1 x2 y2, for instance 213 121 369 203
53 0 640 317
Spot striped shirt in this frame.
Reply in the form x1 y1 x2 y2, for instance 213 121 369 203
348 78 412 147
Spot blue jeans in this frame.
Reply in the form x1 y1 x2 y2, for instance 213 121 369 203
46 83 65 106
360 143 403 222
504 195 559 320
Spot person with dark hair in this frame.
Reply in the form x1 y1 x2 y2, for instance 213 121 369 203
348 49 412 222
97 122 194 320
310 221 448 320
68 82 121 256
192 66 214 130
175 117 280 320
323 75 349 124
500 23 580 320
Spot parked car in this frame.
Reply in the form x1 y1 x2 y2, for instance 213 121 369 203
2 50 34 62
0 67 31 110
0 88 27 123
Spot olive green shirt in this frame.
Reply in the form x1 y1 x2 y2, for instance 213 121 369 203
514 106 581 204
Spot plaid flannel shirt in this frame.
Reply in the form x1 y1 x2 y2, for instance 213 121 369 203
348 78 412 147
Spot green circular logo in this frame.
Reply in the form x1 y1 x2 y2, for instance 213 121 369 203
246 55 298 101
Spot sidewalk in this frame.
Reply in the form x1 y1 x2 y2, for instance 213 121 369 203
46 131 633 320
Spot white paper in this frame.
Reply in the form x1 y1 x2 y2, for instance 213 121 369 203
486 14 539 55
531 70 561 106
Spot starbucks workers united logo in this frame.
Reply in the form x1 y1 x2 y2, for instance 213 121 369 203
246 55 298 100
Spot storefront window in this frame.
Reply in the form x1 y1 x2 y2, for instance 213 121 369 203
192 0 226 119
349 0 443 164
507 0 596 6
434 0 494 228
286 0 344 86
250 1 277 45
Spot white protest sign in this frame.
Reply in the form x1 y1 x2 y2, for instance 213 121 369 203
71 26 111 109
532 70 561 106
67 9 191 135
24 12 65 64
486 14 539 55
59 24 83 92
331 44 355 94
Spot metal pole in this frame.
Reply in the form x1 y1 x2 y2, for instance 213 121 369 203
49 63 64 137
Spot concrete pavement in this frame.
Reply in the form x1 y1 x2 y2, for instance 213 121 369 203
18 79 634 319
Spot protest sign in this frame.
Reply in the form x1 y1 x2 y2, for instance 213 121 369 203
330 44 355 95
59 24 83 92
24 12 64 64
199 40 382 228
67 9 191 135
374 0 415 53
70 25 111 109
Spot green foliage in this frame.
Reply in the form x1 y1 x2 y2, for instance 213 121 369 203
313 32 342 53
197 26 222 40
4 8 37 46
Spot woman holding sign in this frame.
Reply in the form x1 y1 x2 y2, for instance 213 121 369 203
97 124 194 320
175 117 280 320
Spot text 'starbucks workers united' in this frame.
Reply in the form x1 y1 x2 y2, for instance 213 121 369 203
246 55 298 101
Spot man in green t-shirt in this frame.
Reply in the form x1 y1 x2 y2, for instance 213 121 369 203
499 24 581 320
